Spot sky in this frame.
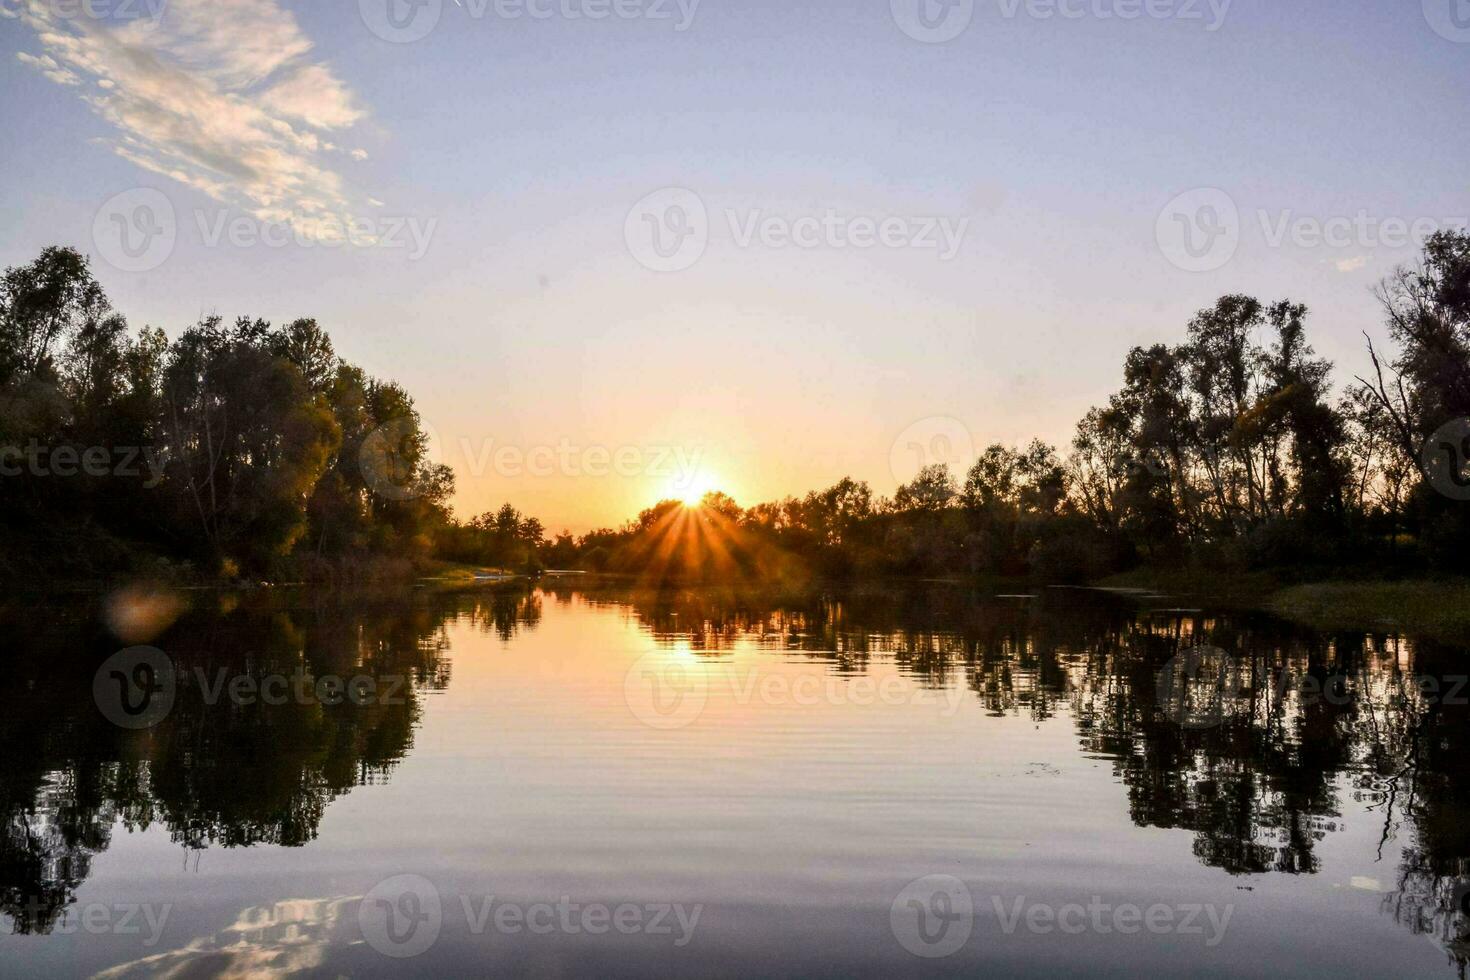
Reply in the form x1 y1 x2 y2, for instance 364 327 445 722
3 0 1468 533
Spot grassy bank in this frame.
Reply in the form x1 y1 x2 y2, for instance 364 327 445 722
416 561 522 584
1093 567 1470 644
1094 567 1285 604
1267 580 1470 645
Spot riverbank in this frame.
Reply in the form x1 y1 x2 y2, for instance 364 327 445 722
1266 580 1470 645
1096 568 1470 644
7 548 1469 645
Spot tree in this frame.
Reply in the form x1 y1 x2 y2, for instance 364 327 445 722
0 246 109 384
1356 231 1470 566
1358 231 1470 471
893 463 957 513
271 319 338 393
158 317 340 567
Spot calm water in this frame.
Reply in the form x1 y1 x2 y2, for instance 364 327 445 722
2 582 1468 978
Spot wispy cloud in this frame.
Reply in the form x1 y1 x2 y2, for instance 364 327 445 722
16 51 81 85
13 0 375 238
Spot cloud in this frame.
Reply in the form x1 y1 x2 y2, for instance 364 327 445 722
94 896 357 980
16 51 80 85
14 0 374 239
1335 256 1368 273
257 63 364 131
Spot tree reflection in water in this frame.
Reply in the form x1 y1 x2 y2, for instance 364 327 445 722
2 582 1467 973
565 581 1470 973
0 585 542 936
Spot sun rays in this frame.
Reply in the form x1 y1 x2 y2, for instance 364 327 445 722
623 494 746 583
665 471 722 506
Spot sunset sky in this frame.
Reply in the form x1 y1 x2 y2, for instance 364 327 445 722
4 0 1468 533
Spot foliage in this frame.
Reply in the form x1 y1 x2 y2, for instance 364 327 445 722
3 234 1467 585
567 235 1470 583
0 248 455 582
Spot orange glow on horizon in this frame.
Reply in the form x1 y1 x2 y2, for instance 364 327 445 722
665 470 722 507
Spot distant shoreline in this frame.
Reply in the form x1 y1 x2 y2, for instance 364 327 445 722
6 559 1467 645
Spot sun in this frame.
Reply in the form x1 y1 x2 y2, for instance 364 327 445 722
668 471 720 506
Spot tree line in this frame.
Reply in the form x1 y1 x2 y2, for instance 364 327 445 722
0 246 532 583
574 232 1470 583
2 234 1466 585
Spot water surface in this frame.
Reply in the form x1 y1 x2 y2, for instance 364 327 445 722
2 583 1467 977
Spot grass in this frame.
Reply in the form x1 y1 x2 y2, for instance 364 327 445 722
416 560 519 584
1267 579 1470 644
1095 567 1284 604
1093 566 1470 643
